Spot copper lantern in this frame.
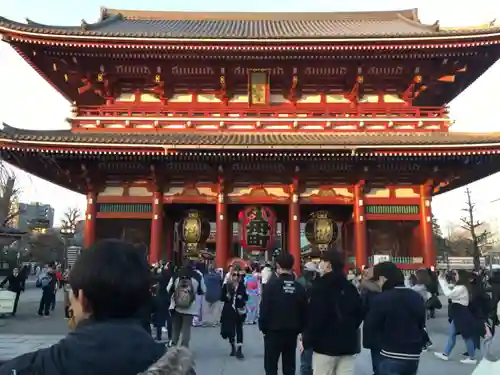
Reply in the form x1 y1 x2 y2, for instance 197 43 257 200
178 210 210 258
304 211 339 253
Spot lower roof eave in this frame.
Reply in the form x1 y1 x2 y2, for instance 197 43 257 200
4 141 500 154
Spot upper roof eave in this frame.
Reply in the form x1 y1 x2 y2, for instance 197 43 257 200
2 8 500 44
3 124 500 151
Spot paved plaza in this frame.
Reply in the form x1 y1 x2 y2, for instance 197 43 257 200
0 287 498 374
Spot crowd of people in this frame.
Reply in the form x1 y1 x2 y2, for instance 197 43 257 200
0 239 499 375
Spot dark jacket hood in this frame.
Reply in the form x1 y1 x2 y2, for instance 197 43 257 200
139 347 194 375
0 319 167 375
63 320 166 374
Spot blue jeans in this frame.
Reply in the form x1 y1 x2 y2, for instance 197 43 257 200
299 348 313 375
378 357 419 375
444 321 476 359
370 349 381 375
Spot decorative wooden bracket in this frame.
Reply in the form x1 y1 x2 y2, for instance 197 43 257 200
345 75 363 104
151 73 167 103
289 75 298 104
218 74 229 105
151 66 173 103
401 75 422 103
78 72 115 100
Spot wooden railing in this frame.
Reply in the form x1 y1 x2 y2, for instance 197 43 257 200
74 104 449 119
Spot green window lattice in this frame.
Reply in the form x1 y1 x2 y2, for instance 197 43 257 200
365 205 419 215
97 203 152 213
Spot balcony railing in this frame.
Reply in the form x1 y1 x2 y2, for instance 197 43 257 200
74 104 448 120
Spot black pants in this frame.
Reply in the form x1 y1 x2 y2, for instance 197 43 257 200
155 310 173 341
165 310 172 340
38 291 52 316
228 318 244 344
50 291 56 311
64 305 71 319
12 291 20 315
264 332 297 375
370 349 381 375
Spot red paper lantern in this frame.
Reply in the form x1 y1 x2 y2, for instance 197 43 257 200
238 206 277 251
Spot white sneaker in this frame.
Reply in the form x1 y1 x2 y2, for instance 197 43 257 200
434 352 449 361
460 358 477 365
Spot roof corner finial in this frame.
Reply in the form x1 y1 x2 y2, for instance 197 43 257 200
489 18 497 27
81 19 89 30
99 6 109 21
432 19 440 30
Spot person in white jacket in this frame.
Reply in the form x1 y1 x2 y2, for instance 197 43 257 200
434 271 477 364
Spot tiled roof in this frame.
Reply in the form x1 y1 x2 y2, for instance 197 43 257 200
0 8 499 40
2 124 500 148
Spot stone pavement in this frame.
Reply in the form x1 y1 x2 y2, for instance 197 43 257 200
0 289 498 374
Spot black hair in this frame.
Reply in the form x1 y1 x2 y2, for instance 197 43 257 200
320 249 345 272
373 261 405 290
69 239 151 321
276 252 294 271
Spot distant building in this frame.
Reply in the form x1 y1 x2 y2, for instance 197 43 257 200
13 202 55 233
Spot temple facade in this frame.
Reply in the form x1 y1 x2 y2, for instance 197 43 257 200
2 8 500 272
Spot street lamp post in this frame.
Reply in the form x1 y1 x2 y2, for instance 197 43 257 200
60 227 75 269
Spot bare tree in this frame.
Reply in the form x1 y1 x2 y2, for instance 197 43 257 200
0 166 21 227
460 187 492 271
61 207 81 230
28 231 65 263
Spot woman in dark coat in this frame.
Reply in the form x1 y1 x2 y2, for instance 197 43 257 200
466 273 492 353
220 270 248 360
152 263 174 342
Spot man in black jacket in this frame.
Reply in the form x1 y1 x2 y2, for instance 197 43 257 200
0 239 167 375
0 267 23 316
364 262 426 375
302 250 363 375
259 253 308 375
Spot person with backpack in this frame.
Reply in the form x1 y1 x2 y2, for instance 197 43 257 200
220 269 248 359
166 264 206 348
36 263 57 317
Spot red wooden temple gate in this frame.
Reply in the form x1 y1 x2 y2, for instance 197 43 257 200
2 8 500 272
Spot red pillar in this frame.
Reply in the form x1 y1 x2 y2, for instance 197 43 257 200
149 190 163 265
84 190 97 249
289 182 301 275
420 184 435 267
216 178 229 269
353 183 368 269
